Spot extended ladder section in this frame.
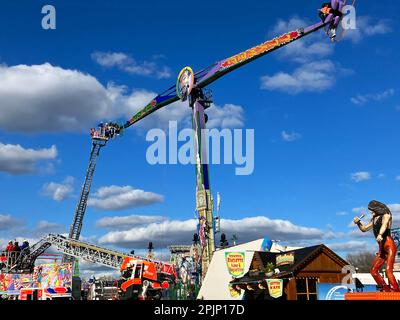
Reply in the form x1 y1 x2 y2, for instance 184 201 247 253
68 139 107 242
48 234 133 269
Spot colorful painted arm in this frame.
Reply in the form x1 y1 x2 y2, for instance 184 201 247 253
123 84 180 128
123 18 334 130
195 20 332 88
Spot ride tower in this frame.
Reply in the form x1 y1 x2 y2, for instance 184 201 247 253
177 67 216 279
192 89 215 279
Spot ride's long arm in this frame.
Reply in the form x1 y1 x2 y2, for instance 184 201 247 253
123 19 332 130
123 84 180 129
195 20 330 88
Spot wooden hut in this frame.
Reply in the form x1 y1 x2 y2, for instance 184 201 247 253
230 244 349 300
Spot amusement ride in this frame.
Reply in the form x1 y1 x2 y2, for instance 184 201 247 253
1 1 357 299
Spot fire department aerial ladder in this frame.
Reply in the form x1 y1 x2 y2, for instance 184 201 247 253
1 234 174 274
63 137 107 264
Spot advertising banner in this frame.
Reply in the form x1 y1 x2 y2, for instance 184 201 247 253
317 283 378 300
266 279 283 298
225 252 245 277
0 263 72 295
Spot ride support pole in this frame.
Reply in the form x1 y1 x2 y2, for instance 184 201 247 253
191 96 215 280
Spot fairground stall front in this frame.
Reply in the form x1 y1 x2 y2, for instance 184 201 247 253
0 263 72 300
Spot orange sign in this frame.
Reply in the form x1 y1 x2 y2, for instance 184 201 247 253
221 31 300 69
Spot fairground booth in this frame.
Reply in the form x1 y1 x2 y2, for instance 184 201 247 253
0 263 72 300
229 244 349 300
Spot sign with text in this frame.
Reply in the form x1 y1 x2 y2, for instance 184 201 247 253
225 252 245 277
267 279 283 298
276 252 295 267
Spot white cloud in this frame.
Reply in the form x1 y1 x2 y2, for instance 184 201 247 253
35 220 66 236
260 17 354 95
91 51 172 79
0 142 57 175
79 260 119 279
346 16 393 43
99 215 326 249
0 63 246 135
351 172 371 183
281 131 302 142
261 61 336 94
88 185 164 211
0 214 24 231
269 17 334 63
221 217 325 241
206 104 245 129
0 63 114 133
336 211 348 216
348 229 373 239
124 100 245 133
99 219 196 248
0 63 182 134
91 52 130 67
96 215 167 230
388 204 400 224
326 241 375 253
41 176 74 201
351 89 395 106
352 207 365 214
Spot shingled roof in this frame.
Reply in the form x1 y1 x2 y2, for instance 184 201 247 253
259 244 347 273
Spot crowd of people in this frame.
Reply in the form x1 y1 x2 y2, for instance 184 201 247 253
90 121 122 141
0 240 30 269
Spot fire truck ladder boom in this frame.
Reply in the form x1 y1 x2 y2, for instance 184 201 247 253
47 234 133 269
1 234 175 274
62 139 107 263
69 139 106 242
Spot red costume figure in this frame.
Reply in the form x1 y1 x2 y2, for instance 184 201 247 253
354 200 399 292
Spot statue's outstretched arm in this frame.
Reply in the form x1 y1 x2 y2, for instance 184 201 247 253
354 217 373 232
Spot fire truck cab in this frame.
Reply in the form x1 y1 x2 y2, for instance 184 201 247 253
118 257 175 300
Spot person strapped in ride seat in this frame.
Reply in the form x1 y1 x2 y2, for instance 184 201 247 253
319 0 345 40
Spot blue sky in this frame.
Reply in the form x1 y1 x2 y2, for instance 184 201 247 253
0 0 399 274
